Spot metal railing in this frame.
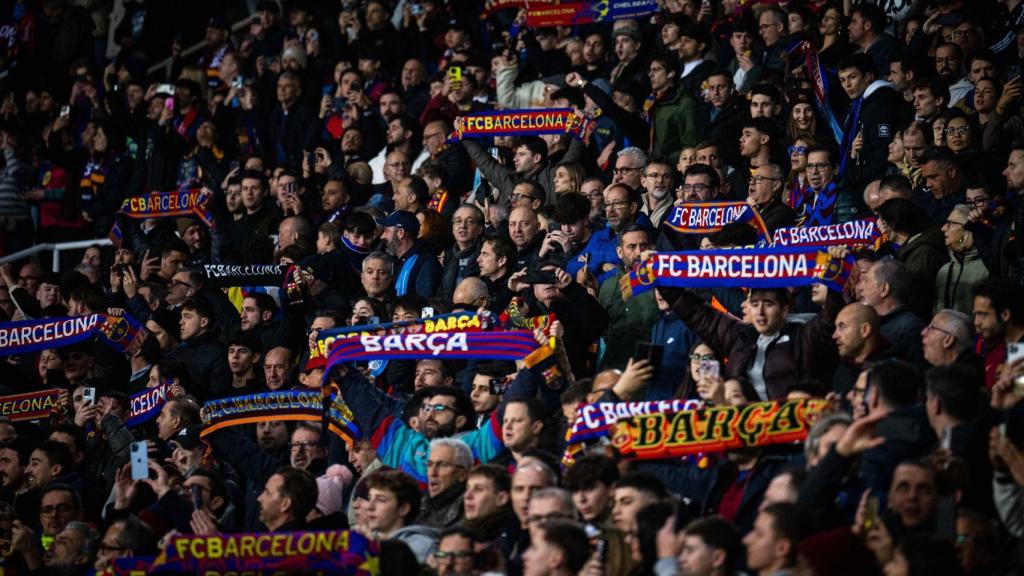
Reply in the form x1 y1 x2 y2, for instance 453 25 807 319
0 239 113 273
146 14 257 79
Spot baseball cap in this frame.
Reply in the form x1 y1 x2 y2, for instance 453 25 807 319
378 210 420 237
169 426 201 451
207 16 230 31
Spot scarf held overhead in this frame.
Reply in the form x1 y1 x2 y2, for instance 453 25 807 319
526 0 659 26
563 399 703 465
125 380 173 428
116 187 215 229
315 311 492 358
765 219 881 248
450 109 594 142
663 202 768 236
149 530 379 574
613 398 829 460
199 390 324 436
624 246 854 297
0 314 147 356
200 264 289 288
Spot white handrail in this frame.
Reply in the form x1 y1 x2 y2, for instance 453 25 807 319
0 239 113 273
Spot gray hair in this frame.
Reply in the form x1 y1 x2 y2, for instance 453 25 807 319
617 147 648 167
764 163 785 182
532 487 577 516
64 520 100 560
362 251 393 273
804 412 852 466
950 204 972 222
429 437 473 469
515 459 558 487
454 277 489 304
934 309 973 353
871 259 912 304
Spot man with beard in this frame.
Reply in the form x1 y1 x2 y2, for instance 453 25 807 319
208 420 327 531
640 160 675 228
658 164 722 252
332 345 563 487
256 467 317 532
380 210 442 298
598 226 658 370
0 437 36 521
462 136 584 206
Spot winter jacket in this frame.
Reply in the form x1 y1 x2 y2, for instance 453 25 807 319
438 239 482 302
899 227 949 320
392 525 440 563
418 481 465 529
395 241 443 298
531 282 610 378
755 198 798 235
934 247 989 316
207 427 287 532
166 331 230 401
647 311 699 401
598 269 659 371
650 86 698 162
695 97 746 169
670 290 842 400
879 306 926 367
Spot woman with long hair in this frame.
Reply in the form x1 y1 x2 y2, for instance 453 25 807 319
784 136 815 215
552 161 585 195
816 4 849 69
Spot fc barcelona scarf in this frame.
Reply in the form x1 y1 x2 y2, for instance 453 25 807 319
450 109 595 142
0 389 64 422
322 384 361 446
148 530 379 574
623 247 854 297
315 312 492 359
662 202 768 237
0 314 147 357
125 380 174 428
116 187 215 229
200 264 289 288
526 0 659 26
612 398 829 460
324 331 537 375
764 219 881 249
199 390 324 437
563 399 703 465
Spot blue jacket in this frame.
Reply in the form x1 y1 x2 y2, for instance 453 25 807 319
565 225 620 285
647 311 698 401
336 361 559 486
396 241 443 298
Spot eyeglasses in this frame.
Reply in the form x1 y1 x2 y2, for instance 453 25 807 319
966 196 990 206
287 441 319 450
943 126 969 135
678 183 711 193
924 324 953 337
171 279 194 290
421 403 455 414
690 353 716 362
453 218 481 227
943 220 967 227
40 504 75 516
426 460 465 470
805 163 832 171
526 512 574 524
605 200 631 209
750 175 780 184
433 550 473 560
644 172 670 179
511 193 537 202
613 166 642 175
584 190 603 199
788 146 807 155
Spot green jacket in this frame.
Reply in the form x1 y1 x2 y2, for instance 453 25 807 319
651 86 697 162
934 247 989 315
598 269 660 370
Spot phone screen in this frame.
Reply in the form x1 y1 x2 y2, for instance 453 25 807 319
130 441 149 480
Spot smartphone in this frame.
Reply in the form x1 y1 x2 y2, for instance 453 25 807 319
447 66 463 83
548 222 561 233
232 76 244 89
411 3 424 15
82 387 96 406
59 105 70 118
862 495 879 531
634 342 664 377
488 146 501 159
1009 344 1024 395
156 83 175 96
191 484 203 511
488 378 508 395
941 426 953 451
130 441 149 480
697 359 720 379
583 524 606 565
165 97 175 111
522 270 557 285
421 306 435 318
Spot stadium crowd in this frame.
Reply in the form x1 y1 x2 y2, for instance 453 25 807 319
1 0 1024 573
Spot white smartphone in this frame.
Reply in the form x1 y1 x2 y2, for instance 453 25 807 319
130 441 149 480
82 387 95 406
1009 344 1024 395
421 307 434 318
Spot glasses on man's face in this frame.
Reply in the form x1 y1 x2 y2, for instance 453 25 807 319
678 183 711 194
788 146 807 155
924 324 953 337
690 353 716 362
453 218 480 227
613 166 642 175
806 163 831 171
943 219 967 228
511 193 536 202
967 196 990 207
750 175 779 184
526 512 574 524
288 441 318 451
421 403 455 414
171 279 194 290
605 200 630 210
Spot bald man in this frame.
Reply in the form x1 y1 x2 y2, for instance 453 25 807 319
263 347 294 391
509 206 543 271
452 277 489 310
831 303 891 401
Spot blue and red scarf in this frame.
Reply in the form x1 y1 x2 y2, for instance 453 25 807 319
766 219 881 249
0 314 146 357
450 109 594 142
662 202 768 237
625 246 854 297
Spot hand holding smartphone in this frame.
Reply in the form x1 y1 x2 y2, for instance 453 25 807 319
130 441 149 481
